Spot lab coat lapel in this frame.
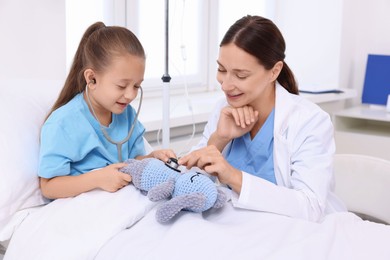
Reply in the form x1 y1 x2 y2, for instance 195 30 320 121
273 85 295 187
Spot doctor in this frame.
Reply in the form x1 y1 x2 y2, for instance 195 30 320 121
179 15 346 222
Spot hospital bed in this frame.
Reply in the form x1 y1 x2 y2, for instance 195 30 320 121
1 80 390 260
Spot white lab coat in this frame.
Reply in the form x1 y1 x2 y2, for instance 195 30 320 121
193 84 346 222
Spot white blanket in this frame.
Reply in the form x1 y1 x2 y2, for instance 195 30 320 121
4 186 156 260
96 205 390 260
4 186 390 260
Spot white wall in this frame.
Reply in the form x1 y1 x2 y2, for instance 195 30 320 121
0 0 66 81
273 0 390 103
273 0 343 92
339 0 390 105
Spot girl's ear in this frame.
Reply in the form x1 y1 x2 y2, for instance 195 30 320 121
270 61 283 82
83 69 96 88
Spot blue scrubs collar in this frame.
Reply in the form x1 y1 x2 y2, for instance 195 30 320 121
225 108 276 184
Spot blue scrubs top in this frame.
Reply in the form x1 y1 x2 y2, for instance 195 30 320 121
225 109 276 184
38 93 146 178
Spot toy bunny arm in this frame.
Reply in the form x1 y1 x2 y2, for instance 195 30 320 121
147 178 175 202
155 193 207 223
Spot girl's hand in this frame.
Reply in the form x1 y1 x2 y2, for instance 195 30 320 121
148 149 176 162
96 163 132 192
217 105 259 140
178 145 242 193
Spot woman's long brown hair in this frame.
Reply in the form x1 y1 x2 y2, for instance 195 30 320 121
220 15 298 94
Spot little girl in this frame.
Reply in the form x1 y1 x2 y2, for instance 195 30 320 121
38 22 175 199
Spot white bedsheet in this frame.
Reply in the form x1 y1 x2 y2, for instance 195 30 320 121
4 186 390 260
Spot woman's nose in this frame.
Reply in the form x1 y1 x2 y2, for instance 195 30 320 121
220 76 234 92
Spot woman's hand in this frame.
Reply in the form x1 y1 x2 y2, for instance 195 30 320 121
96 163 132 192
218 105 259 140
178 145 242 193
209 105 259 151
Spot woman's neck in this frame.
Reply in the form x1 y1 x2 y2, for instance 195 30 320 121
250 85 276 139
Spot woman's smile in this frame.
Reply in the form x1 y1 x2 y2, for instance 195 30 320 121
226 92 244 102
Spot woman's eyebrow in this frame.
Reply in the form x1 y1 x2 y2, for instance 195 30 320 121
232 68 250 73
216 60 250 73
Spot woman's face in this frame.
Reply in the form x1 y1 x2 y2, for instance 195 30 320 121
89 54 145 118
216 43 275 109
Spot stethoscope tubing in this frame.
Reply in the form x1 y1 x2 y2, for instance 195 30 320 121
85 83 143 162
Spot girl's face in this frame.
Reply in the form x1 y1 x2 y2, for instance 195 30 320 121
216 43 276 110
88 54 145 120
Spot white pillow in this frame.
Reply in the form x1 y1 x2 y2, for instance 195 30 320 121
0 79 62 240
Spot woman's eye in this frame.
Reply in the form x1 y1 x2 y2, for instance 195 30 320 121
217 68 226 73
134 85 141 89
117 85 126 89
237 74 248 79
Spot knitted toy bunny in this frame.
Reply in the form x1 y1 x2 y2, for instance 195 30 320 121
120 158 227 223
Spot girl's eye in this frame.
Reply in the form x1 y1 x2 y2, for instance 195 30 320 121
117 85 126 89
217 68 226 73
134 85 141 89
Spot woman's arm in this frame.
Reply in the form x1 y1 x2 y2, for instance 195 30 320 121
40 163 131 199
180 102 258 191
232 104 337 221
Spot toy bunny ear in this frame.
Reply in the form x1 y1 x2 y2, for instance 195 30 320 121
155 193 206 223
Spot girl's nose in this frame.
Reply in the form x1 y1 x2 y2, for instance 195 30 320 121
124 86 137 100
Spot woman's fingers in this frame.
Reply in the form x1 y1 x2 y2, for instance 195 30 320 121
231 106 259 128
179 146 221 172
178 147 209 169
178 153 198 169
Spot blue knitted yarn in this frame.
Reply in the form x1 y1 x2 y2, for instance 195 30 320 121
121 158 220 214
140 159 180 191
173 172 217 212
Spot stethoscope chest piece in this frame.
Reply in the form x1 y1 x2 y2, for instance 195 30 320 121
165 157 181 172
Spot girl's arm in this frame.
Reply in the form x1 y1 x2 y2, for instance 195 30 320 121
39 163 131 199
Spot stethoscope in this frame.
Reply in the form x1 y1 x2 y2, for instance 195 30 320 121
85 82 143 162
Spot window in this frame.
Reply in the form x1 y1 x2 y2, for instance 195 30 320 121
126 0 208 93
66 0 269 95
